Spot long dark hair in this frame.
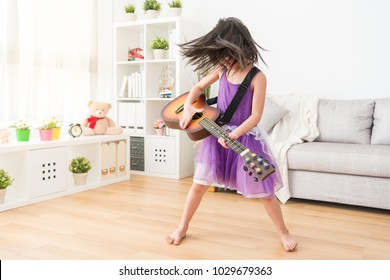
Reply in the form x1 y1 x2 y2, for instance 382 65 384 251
179 17 267 74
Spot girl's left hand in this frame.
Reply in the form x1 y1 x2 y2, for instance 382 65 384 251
218 132 239 149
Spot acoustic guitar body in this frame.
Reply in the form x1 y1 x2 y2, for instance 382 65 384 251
160 92 220 141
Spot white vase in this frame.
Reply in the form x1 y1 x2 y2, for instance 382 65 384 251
145 10 158 19
169 7 182 17
124 13 136 21
0 188 7 204
72 173 88 186
153 49 167 60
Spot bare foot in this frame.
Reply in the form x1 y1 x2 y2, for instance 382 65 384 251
166 228 187 245
281 233 298 252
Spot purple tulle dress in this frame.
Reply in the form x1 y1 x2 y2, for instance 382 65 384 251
193 71 283 198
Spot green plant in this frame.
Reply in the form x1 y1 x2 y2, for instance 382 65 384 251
39 117 62 130
143 0 161 12
69 157 92 174
168 0 182 8
0 169 14 189
9 119 31 130
124 4 136 13
150 36 169 50
197 69 211 99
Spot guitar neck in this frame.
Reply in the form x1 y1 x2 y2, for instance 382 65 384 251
198 116 248 156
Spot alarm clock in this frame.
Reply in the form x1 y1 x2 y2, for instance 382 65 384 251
68 123 83 138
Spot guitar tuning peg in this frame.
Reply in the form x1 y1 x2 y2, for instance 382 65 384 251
243 166 248 172
256 156 264 163
248 171 253 176
253 177 259 182
254 167 262 174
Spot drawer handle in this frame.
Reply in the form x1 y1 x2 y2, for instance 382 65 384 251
119 165 125 171
101 169 108 175
109 167 116 173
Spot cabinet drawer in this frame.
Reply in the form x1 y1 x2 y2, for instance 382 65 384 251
130 137 144 156
130 156 144 171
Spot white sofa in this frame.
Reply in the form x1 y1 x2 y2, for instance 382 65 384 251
286 98 390 210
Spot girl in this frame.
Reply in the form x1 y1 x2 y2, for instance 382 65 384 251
166 17 297 252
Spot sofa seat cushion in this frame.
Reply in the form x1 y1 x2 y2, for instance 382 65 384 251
287 142 390 178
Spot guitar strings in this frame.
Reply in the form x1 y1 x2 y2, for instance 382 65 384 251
194 112 275 179
196 113 246 153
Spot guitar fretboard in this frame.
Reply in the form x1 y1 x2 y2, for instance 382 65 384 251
197 114 248 155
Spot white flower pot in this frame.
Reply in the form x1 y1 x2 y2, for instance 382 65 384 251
145 10 158 19
124 13 136 21
0 188 7 204
72 172 88 186
153 49 167 60
169 8 182 17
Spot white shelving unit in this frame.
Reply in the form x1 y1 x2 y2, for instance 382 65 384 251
114 17 201 179
0 134 130 212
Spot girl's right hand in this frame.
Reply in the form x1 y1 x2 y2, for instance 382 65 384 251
179 104 203 129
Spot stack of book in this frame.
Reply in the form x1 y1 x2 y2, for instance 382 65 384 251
118 71 144 98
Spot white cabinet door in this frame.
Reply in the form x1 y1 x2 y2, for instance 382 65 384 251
27 147 68 198
145 137 175 175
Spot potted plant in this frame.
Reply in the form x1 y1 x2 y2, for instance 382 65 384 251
9 119 31 142
124 3 136 21
48 117 63 140
153 119 166 136
69 156 92 185
0 169 14 204
143 0 161 19
197 69 211 99
38 117 57 141
150 36 169 60
168 0 182 16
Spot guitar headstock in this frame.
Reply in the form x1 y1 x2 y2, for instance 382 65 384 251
242 150 275 182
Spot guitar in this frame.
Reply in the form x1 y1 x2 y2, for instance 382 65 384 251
161 92 275 181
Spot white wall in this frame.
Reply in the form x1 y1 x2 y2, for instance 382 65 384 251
115 0 390 100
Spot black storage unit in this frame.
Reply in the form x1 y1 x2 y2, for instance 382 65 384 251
130 136 144 171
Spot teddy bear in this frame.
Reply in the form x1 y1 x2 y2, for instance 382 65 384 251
0 128 10 144
81 100 123 136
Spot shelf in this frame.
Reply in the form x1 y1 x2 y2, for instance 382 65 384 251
116 59 176 64
146 98 173 101
0 134 129 153
0 134 130 211
114 17 200 179
116 61 144 65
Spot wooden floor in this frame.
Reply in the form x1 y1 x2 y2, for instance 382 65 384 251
0 175 389 260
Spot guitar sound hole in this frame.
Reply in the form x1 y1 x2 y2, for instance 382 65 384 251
192 113 203 120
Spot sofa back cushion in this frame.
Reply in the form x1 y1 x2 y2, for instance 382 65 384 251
371 98 390 145
258 97 290 132
315 99 374 144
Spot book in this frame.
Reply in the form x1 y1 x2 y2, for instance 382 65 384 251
118 76 128 98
